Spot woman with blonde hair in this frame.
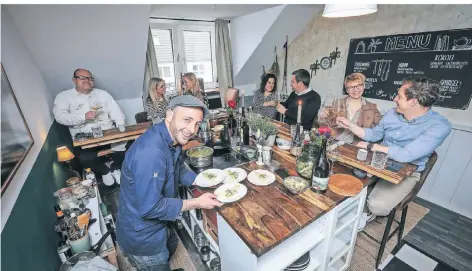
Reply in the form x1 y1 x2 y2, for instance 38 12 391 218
182 72 209 108
319 72 381 145
146 77 168 124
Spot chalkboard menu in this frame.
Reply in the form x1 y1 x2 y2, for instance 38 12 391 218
344 28 472 110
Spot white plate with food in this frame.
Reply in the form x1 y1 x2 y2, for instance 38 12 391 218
247 169 276 186
223 168 247 183
194 169 225 188
214 183 247 203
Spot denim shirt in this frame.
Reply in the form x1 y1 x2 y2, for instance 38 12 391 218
116 122 196 256
364 108 452 172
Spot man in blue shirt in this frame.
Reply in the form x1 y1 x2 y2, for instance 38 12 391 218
116 95 223 270
337 77 452 230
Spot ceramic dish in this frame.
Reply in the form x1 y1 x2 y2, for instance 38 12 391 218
283 176 310 194
223 168 248 183
247 170 276 186
194 169 225 188
214 183 247 203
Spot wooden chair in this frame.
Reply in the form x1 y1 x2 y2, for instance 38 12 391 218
362 152 438 268
225 87 239 104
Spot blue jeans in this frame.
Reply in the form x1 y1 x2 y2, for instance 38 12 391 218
121 227 179 271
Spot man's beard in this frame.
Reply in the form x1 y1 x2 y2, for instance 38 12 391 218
170 119 193 145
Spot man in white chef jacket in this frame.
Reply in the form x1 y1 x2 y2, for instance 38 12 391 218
53 69 127 185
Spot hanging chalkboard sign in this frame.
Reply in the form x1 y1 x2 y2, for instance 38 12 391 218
344 28 472 110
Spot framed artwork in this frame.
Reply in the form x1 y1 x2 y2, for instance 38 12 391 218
1 65 34 196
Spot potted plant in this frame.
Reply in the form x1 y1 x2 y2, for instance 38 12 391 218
247 113 278 146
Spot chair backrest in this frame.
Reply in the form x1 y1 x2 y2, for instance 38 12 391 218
398 151 437 210
225 88 239 104
135 111 148 124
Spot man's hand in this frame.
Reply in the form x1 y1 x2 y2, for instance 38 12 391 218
356 141 368 149
85 110 97 120
276 104 287 114
336 117 351 129
196 193 223 209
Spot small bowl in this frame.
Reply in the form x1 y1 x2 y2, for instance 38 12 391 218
245 149 256 159
283 176 310 194
276 138 291 150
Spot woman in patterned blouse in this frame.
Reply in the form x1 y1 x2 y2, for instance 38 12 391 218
182 72 209 108
252 73 278 118
146 77 168 124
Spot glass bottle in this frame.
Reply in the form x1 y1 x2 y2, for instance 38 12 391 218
311 138 330 193
296 143 320 180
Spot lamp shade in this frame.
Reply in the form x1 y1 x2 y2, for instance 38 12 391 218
322 4 377 18
57 146 75 162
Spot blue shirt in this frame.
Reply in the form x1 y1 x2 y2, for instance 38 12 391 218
116 122 196 256
364 108 451 172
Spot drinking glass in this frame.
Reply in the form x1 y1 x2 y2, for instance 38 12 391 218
318 93 336 126
326 137 339 175
290 125 303 139
371 151 389 169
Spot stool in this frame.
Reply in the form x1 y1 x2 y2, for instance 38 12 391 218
362 152 437 269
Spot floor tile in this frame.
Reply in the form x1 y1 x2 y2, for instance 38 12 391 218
395 244 438 271
382 257 417 271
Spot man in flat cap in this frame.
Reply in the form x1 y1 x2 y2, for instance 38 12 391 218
116 95 222 271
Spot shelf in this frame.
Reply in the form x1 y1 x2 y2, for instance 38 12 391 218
181 219 221 271
335 198 360 230
327 250 349 271
329 225 354 264
188 209 220 254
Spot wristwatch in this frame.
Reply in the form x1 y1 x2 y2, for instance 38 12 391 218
367 143 375 151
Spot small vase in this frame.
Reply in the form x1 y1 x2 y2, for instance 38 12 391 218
264 135 276 147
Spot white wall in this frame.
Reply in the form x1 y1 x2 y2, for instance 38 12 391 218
116 98 144 125
232 5 323 87
231 5 285 75
284 4 472 130
6 4 151 101
1 7 55 231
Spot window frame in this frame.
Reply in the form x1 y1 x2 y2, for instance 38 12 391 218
150 19 218 90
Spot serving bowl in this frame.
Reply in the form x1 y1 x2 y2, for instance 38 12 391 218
282 176 310 194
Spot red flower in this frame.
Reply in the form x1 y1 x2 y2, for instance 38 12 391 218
318 126 331 134
228 100 237 109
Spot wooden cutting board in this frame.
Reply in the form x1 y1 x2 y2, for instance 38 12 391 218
328 174 363 196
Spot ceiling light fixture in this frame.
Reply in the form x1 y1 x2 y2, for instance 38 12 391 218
322 4 377 18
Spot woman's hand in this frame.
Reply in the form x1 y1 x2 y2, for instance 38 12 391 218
263 101 277 107
336 117 351 129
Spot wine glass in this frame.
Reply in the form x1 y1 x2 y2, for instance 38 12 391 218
326 137 339 175
318 92 336 126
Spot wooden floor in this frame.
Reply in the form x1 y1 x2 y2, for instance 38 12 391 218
404 197 472 271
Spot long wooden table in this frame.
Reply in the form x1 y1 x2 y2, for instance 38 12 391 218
73 122 152 149
196 158 369 257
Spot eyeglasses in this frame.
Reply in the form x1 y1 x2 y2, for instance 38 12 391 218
75 76 95 81
346 84 364 91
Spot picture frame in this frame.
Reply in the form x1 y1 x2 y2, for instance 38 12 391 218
1 64 34 196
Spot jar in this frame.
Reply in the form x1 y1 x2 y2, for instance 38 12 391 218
296 143 320 180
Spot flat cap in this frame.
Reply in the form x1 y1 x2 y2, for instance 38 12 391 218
167 95 209 119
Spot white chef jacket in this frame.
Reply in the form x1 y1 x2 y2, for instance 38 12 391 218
53 88 125 137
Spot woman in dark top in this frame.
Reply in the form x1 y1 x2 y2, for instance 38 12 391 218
252 73 278 118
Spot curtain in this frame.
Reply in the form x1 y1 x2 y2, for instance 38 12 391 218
215 19 233 107
143 27 159 111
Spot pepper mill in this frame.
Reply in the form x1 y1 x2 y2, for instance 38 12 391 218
256 144 264 165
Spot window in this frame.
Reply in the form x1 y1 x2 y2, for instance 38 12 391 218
150 19 218 93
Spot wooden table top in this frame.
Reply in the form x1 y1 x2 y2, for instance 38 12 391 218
73 122 152 149
195 154 369 257
268 119 417 184
329 143 417 185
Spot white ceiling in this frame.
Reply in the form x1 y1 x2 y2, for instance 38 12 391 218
150 4 279 21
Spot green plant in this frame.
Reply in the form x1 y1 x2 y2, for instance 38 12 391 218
247 113 277 138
